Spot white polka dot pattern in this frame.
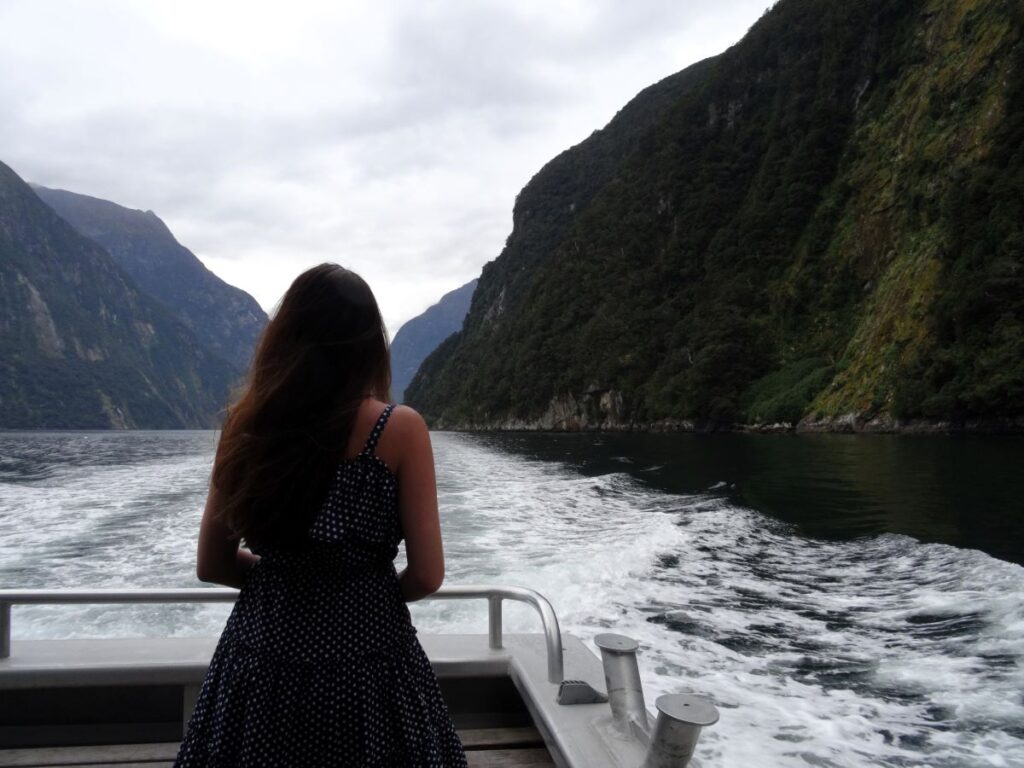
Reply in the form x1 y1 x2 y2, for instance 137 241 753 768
175 405 467 767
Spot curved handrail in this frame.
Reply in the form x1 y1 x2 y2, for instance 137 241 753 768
426 584 564 683
0 585 564 683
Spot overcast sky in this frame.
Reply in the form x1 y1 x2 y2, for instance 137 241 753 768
1 0 767 336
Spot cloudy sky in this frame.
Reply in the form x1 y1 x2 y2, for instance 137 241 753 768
1 0 767 335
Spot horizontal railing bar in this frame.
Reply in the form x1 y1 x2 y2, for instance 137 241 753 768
0 588 239 604
0 585 565 682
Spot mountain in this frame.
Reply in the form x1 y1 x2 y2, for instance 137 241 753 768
390 279 477 402
32 185 266 372
0 160 237 428
407 0 1024 431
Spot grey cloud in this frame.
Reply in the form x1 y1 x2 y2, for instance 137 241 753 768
1 1 766 318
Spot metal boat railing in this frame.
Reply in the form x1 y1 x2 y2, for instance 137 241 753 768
0 584 564 683
0 585 721 765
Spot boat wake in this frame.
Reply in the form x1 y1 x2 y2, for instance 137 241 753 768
1 430 1022 766
413 434 1024 768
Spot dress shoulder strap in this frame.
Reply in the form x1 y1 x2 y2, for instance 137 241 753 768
362 404 396 456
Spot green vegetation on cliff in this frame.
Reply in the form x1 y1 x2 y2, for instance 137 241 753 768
408 0 1024 429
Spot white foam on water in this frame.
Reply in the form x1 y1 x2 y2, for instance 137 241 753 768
2 431 1022 766
413 433 1024 767
0 433 232 637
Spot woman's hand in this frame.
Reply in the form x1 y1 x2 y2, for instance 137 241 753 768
196 482 259 588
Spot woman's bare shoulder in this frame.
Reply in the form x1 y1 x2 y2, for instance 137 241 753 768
374 404 428 470
387 404 428 431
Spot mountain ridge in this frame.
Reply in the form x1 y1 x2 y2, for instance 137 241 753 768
0 161 238 428
407 0 1024 432
32 185 266 373
390 279 477 402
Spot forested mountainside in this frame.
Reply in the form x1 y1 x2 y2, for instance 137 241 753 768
407 0 1024 431
33 185 266 373
391 279 477 402
0 161 237 428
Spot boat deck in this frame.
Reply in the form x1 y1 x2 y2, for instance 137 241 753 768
0 587 672 767
0 726 554 767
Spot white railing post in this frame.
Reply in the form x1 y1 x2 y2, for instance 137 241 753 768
488 596 503 649
0 601 10 659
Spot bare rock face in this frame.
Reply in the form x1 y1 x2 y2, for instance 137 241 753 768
436 388 646 431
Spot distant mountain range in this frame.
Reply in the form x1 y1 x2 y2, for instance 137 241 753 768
390 279 476 402
407 0 1024 432
33 185 265 372
0 161 266 428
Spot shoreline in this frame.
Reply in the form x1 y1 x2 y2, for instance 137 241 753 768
3 416 1023 435
419 390 1024 435
426 414 1024 435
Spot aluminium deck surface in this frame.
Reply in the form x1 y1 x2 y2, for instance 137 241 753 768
0 726 555 768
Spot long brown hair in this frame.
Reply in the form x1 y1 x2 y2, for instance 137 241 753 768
213 263 391 547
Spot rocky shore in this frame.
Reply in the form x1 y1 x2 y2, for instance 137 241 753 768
428 391 1024 434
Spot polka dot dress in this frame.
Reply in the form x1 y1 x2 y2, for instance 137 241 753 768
175 405 467 767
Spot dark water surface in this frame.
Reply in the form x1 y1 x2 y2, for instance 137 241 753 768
467 432 1024 565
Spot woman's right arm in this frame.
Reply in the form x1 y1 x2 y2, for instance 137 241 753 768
196 481 259 588
393 406 445 602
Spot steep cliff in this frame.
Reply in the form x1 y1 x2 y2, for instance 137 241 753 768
407 0 1024 431
0 161 237 428
33 185 266 373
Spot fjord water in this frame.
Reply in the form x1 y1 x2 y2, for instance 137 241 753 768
1 432 1022 767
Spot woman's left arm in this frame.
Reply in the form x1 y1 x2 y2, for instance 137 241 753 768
196 482 259 588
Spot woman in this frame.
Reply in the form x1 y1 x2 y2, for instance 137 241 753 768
175 264 467 767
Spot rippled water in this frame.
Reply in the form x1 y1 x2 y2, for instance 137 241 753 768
1 431 1022 767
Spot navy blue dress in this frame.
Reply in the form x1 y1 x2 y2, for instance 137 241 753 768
176 405 467 767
